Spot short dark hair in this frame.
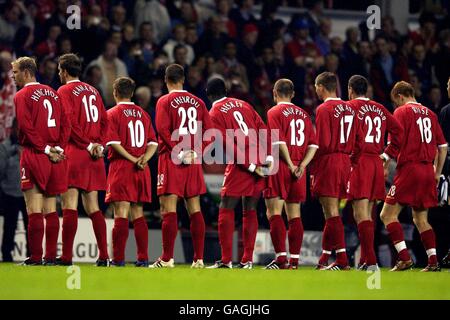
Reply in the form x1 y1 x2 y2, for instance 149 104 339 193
58 53 82 77
348 75 368 96
12 56 37 76
391 81 415 100
274 79 294 97
165 64 185 84
113 77 136 99
206 77 227 101
315 72 337 92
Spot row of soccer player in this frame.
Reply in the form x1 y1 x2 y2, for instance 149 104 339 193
12 54 448 271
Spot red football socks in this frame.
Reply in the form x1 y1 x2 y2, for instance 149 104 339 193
328 216 348 266
386 222 411 261
133 216 149 262
420 229 437 265
241 209 258 263
161 212 178 262
90 211 109 260
319 217 333 265
288 217 303 265
28 213 44 262
358 220 377 266
112 217 129 263
218 208 234 264
269 215 287 263
189 211 205 261
61 209 78 262
44 212 60 261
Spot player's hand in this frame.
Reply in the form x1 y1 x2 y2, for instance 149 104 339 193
435 173 441 186
254 165 266 178
48 151 64 163
181 150 197 165
88 143 101 159
92 145 104 159
289 164 298 178
136 155 149 170
295 164 306 179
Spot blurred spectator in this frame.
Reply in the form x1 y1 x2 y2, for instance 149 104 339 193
56 34 73 56
137 22 158 65
370 35 409 106
12 26 34 58
0 1 33 50
83 65 105 101
110 4 127 32
303 0 324 39
409 11 438 52
410 73 425 104
173 44 189 69
342 26 360 62
408 43 433 93
237 23 259 82
315 17 332 56
134 86 152 115
425 84 443 113
122 23 135 50
86 41 128 107
0 51 15 143
37 57 59 89
163 24 195 65
216 41 249 88
43 0 69 36
320 53 343 97
35 24 61 59
134 0 171 45
434 29 450 97
378 16 401 44
330 36 344 56
185 66 208 104
229 0 257 37
185 23 200 56
286 18 321 65
0 119 28 262
215 0 237 38
198 16 230 60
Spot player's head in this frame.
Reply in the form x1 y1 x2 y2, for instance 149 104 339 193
113 77 136 102
390 81 415 107
206 77 227 102
11 56 37 88
315 72 337 100
273 79 295 103
58 53 82 84
348 75 368 100
165 63 185 87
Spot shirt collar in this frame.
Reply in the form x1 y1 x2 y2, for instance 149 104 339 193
24 82 40 87
118 102 135 105
212 96 227 108
276 102 294 106
67 80 81 84
325 97 342 102
355 97 370 101
169 89 187 93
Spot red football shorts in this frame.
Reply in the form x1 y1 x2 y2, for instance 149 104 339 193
310 153 351 199
264 160 306 203
157 153 206 198
385 162 437 210
20 147 68 196
105 159 151 203
66 144 106 192
347 153 385 201
220 164 265 198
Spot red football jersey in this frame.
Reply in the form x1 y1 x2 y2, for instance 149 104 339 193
209 96 268 168
106 102 157 160
315 98 362 157
349 97 403 158
57 80 108 148
155 90 212 156
267 102 318 163
392 101 447 166
15 82 70 152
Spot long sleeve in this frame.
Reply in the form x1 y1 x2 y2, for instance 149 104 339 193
315 107 331 155
383 109 404 159
99 98 108 146
15 94 46 153
58 96 71 148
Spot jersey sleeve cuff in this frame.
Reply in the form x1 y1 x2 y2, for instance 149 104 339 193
381 153 390 161
438 143 448 148
147 141 158 146
106 141 121 146
308 144 319 149
87 142 94 152
248 163 256 172
44 145 51 155
265 155 274 164
272 141 286 145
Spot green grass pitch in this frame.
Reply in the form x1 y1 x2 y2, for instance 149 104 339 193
1 263 449 300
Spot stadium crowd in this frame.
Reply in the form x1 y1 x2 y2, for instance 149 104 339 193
0 0 450 267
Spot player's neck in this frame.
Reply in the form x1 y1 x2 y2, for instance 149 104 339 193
116 99 132 104
403 98 417 105
322 92 338 101
24 77 38 86
353 95 368 100
167 83 184 92
65 76 79 83
276 99 292 104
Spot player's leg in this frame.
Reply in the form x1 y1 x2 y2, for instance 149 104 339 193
111 201 130 266
412 208 439 271
353 199 377 269
207 196 240 268
130 203 149 267
22 186 45 264
286 202 303 269
318 196 348 269
81 191 109 264
154 194 178 266
60 188 79 264
238 196 259 268
185 196 205 268
42 195 60 265
264 197 288 269
380 202 413 270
